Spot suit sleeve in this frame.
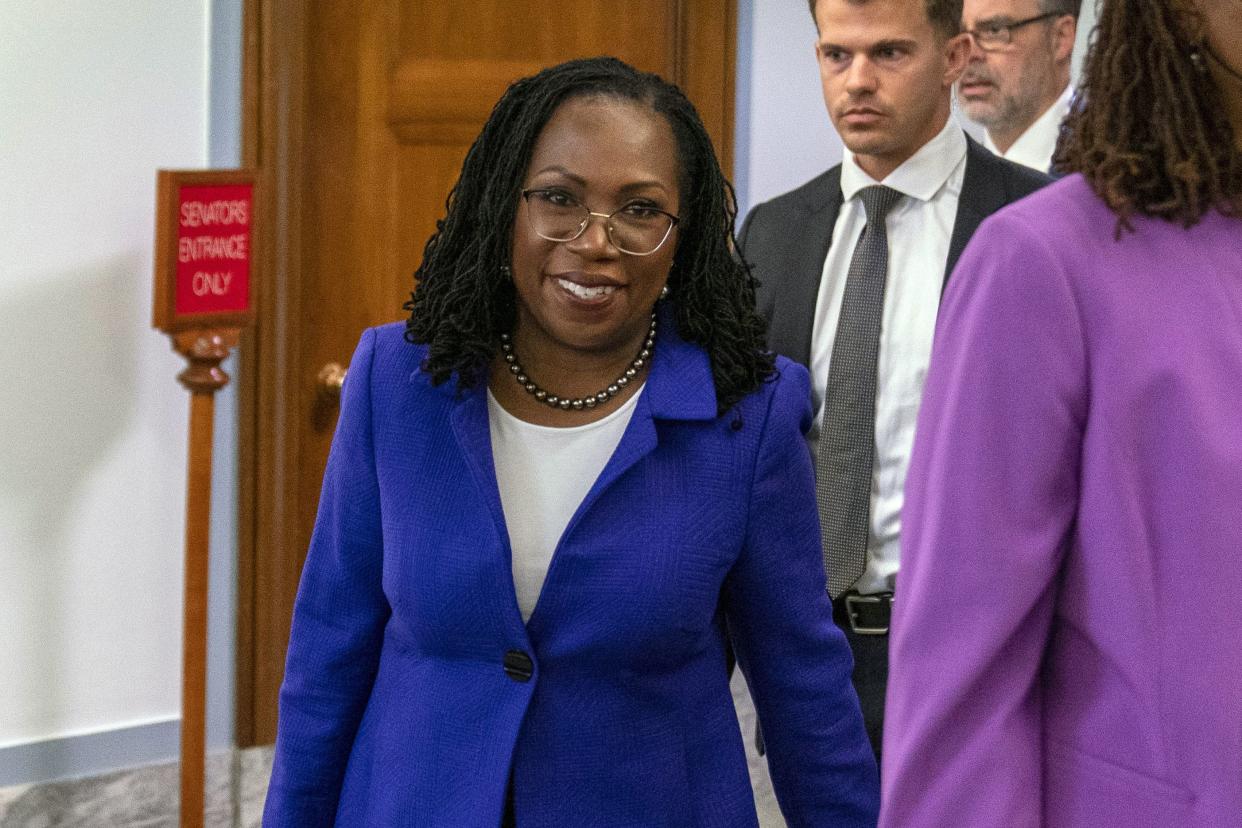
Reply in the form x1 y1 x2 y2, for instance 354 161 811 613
879 210 1087 827
263 327 390 827
723 362 880 827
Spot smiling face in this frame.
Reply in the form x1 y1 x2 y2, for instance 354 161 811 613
958 0 1075 151
509 95 680 370
814 0 970 180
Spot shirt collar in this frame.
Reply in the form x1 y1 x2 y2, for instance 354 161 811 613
841 116 967 204
984 83 1073 171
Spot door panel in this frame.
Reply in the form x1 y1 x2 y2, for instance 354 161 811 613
239 0 735 745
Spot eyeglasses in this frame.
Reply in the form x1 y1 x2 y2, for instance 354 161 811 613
520 188 680 257
966 11 1060 50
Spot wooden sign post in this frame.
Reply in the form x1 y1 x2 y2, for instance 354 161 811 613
153 170 257 828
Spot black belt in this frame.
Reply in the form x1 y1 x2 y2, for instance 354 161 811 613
832 591 894 636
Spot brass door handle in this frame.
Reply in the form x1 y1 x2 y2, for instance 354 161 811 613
317 362 348 399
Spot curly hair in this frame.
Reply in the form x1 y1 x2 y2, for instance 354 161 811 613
404 56 774 414
1054 0 1242 228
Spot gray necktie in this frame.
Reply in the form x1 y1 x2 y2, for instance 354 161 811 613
818 185 903 598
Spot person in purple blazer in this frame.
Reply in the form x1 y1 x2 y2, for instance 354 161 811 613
879 0 1242 825
262 57 878 827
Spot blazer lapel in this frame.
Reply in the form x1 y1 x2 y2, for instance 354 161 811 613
775 168 843 368
944 137 1007 289
448 383 531 636
524 307 717 639
569 310 716 514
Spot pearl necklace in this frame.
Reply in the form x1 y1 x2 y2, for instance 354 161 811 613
499 315 656 411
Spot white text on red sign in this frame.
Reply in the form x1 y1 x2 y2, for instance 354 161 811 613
179 199 250 227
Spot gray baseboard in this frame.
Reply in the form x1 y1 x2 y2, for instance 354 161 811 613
0 745 273 828
0 719 179 789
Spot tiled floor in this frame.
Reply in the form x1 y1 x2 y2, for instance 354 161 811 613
0 680 781 827
732 669 785 827
0 747 272 828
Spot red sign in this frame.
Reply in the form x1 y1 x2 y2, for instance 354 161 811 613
175 184 253 315
154 170 258 333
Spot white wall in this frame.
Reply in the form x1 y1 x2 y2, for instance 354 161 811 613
0 1 209 751
734 0 844 218
1073 0 1097 82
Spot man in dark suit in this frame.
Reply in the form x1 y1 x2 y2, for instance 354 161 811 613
738 0 1048 763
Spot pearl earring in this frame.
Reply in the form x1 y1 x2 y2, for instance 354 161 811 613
1189 47 1208 75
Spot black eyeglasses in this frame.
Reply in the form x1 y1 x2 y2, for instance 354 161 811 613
966 11 1061 50
520 188 680 256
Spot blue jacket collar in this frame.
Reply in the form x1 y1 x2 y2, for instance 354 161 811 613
644 302 718 422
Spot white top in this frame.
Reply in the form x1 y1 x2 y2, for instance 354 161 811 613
809 117 967 595
488 386 642 621
984 83 1073 173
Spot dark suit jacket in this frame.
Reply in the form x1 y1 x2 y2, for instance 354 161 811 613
739 135 1050 368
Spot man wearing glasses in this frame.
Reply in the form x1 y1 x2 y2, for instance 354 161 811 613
959 0 1079 171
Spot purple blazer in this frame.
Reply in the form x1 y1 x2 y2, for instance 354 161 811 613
263 309 878 826
881 176 1242 827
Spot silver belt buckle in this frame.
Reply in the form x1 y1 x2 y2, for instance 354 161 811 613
844 593 891 636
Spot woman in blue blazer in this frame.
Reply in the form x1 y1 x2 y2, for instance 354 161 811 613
264 57 878 827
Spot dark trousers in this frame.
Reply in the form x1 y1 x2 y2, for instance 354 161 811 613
831 597 889 766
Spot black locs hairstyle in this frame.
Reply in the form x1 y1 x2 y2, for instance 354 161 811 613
403 56 775 414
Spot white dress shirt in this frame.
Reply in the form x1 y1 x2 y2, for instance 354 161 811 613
984 83 1072 173
488 387 641 621
808 117 967 596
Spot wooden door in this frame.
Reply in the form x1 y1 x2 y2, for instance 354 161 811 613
237 0 737 745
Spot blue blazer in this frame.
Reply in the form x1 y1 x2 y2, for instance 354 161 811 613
263 311 879 827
